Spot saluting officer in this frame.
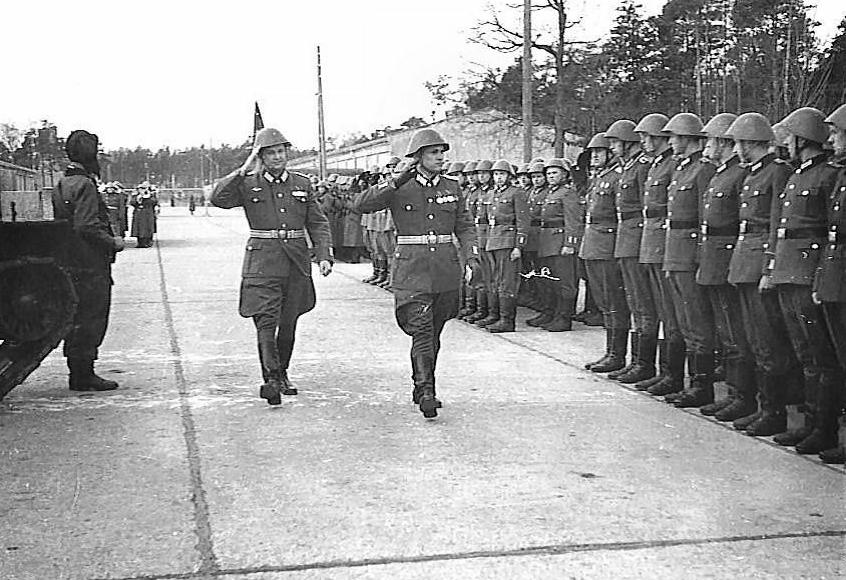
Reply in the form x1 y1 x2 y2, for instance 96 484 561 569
484 159 529 333
661 113 718 407
211 128 333 406
815 103 846 464
724 112 798 436
536 158 584 332
696 113 758 423
606 120 656 382
760 107 843 454
579 133 629 371
355 129 477 418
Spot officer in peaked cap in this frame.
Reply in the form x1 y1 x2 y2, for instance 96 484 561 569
760 107 842 454
355 128 477 418
211 127 333 405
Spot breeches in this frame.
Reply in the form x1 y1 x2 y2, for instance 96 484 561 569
585 259 629 330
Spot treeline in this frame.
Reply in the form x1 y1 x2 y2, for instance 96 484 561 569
429 0 846 150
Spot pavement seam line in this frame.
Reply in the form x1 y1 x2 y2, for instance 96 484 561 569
88 529 846 580
155 240 221 575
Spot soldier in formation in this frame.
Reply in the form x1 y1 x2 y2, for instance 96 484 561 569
130 181 159 248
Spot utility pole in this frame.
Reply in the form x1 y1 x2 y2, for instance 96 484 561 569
317 45 328 180
522 0 533 162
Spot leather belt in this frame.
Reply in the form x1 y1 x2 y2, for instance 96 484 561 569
540 221 564 228
776 227 827 239
700 224 739 236
396 234 453 245
586 217 617 227
617 210 641 221
643 207 667 218
739 221 769 234
249 228 306 239
530 219 542 226
668 219 698 230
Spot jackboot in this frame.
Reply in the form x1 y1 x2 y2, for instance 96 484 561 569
476 292 500 327
526 282 554 326
673 352 714 408
608 331 639 380
647 338 685 397
458 284 477 318
715 362 758 422
279 370 297 396
617 332 658 384
488 295 516 333
370 263 388 286
702 359 741 416
635 338 665 391
585 327 613 370
377 266 392 289
742 371 784 435
591 328 628 372
464 290 489 323
411 355 441 417
362 261 380 283
68 358 119 391
542 293 573 332
795 375 839 454
774 372 819 446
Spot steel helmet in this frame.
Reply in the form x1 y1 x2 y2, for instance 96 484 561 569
586 132 610 149
462 160 478 173
544 158 571 171
824 103 846 131
662 113 704 137
254 127 291 149
780 107 828 144
771 123 790 147
386 155 402 167
604 119 639 142
491 159 514 174
327 173 339 183
405 128 449 157
528 161 546 174
701 113 738 138
446 161 465 175
475 159 493 172
724 112 774 142
634 113 670 136
516 162 530 175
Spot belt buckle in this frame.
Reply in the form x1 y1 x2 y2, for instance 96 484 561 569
777 227 786 239
425 234 438 245
276 229 288 239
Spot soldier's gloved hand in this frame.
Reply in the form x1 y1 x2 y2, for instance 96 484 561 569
319 260 333 277
113 237 126 252
758 274 774 293
510 248 521 262
392 161 417 189
560 245 575 256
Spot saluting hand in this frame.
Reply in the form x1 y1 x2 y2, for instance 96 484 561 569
237 147 260 176
319 260 333 277
392 160 418 188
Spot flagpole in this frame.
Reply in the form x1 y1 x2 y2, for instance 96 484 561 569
316 45 327 180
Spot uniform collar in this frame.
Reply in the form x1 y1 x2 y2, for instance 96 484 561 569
748 153 775 174
677 150 701 170
263 170 289 184
715 155 739 173
795 152 829 174
416 173 440 187
652 147 671 166
623 149 644 170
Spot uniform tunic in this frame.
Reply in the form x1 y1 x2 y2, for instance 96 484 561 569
130 194 158 239
486 184 529 297
815 156 846 368
537 183 584 310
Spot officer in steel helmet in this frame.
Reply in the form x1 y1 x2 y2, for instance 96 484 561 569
758 107 843 454
211 127 333 405
579 133 629 370
815 103 846 464
605 120 656 380
355 128 477 418
660 113 718 407
723 112 800 436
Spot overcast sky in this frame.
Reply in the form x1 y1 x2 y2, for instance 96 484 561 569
3 0 843 151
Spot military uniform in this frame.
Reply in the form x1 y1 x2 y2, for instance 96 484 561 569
522 181 550 319
130 191 158 247
766 152 842 452
727 154 797 434
103 188 127 237
211 168 332 394
355 171 476 414
467 181 495 323
663 151 717 406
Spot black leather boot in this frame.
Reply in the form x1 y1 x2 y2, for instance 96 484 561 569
591 329 627 372
795 374 839 454
465 290 488 323
488 295 516 333
363 261 380 283
647 339 685 397
635 338 666 391
476 292 500 327
617 332 658 384
715 362 758 422
458 284 477 318
608 331 639 379
744 371 787 436
674 352 715 408
586 327 613 370
68 358 118 391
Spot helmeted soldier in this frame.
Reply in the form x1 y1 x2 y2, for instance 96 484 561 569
815 103 846 464
465 160 497 325
361 166 383 284
211 127 333 405
446 161 466 186
695 112 759 422
605 119 657 381
52 130 126 391
355 128 477 418
724 112 800 436
579 133 629 370
373 156 402 289
457 160 481 319
516 163 532 190
524 160 554 325
102 181 128 238
759 107 843 454
483 159 529 333
661 113 718 407
536 158 583 331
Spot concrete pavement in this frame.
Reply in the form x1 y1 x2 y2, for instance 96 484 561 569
1 206 844 580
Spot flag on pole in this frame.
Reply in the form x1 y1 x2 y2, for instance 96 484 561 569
253 102 264 142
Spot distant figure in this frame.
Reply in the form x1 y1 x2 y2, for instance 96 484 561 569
102 181 128 238
188 193 196 215
131 182 158 247
52 129 125 391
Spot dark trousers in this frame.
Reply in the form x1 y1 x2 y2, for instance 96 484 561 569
253 309 299 381
396 290 460 386
585 259 630 330
666 270 715 355
645 263 683 344
475 249 493 290
490 248 521 298
703 284 752 375
538 255 577 315
822 302 846 371
63 270 112 361
619 257 658 336
737 284 796 376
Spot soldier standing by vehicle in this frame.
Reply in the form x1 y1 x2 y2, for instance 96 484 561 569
723 112 799 436
579 133 629 370
52 130 125 391
484 160 529 333
661 113 718 408
536 158 583 332
211 127 333 406
355 128 477 418
761 107 842 454
131 182 158 248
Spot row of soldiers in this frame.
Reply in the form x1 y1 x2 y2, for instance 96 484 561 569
98 180 159 247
